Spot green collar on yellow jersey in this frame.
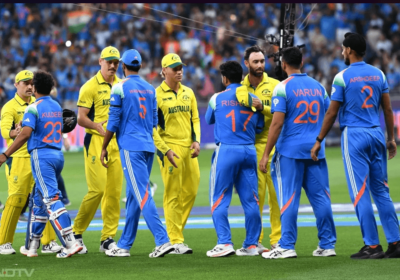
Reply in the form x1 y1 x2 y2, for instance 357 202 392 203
14 93 35 106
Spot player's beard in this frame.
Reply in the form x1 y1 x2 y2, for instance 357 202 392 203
344 57 350 66
249 65 264 77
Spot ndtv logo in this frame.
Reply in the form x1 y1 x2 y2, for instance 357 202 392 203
0 269 35 277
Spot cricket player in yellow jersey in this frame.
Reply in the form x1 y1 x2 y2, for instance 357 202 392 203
74 46 123 253
236 46 281 253
0 70 61 255
154 53 201 254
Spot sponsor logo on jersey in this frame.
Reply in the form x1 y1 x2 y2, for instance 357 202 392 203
273 99 279 106
79 100 86 104
13 176 18 183
162 97 173 102
24 118 30 122
168 105 189 114
110 97 115 101
103 99 110 106
168 166 173 174
98 90 108 94
331 87 336 95
91 156 96 164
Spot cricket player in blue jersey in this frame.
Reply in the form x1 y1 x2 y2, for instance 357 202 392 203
259 47 336 259
312 33 400 259
205 61 264 257
100 49 174 258
0 71 82 258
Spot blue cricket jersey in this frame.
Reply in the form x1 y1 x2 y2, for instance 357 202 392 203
22 96 63 153
205 83 264 145
107 74 157 153
272 73 330 159
331 61 389 130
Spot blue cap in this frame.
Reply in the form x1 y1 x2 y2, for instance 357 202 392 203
120 49 142 67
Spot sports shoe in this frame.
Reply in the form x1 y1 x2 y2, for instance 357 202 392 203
56 241 83 258
100 237 117 252
257 243 269 254
385 241 400 258
18 213 29 222
0 243 16 255
20 245 38 257
350 245 385 259
271 243 278 250
149 242 175 258
0 200 4 210
206 244 235 257
169 243 193 254
262 244 297 259
150 182 158 197
236 245 259 256
313 246 336 257
74 235 88 254
42 240 62 253
106 247 130 257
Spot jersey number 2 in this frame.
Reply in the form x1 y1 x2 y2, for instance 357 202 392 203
43 121 62 143
226 110 254 132
361 85 373 109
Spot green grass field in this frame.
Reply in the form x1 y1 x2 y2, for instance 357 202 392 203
0 147 399 279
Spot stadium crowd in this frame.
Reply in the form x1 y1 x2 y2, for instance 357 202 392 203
1 3 400 109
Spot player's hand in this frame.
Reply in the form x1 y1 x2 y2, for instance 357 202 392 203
10 121 22 138
190 142 200 158
0 154 6 167
252 98 263 111
259 155 269 173
387 140 397 160
311 141 321 161
94 120 107 136
166 150 180 168
100 149 109 168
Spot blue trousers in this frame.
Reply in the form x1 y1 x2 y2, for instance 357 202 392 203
341 127 400 245
30 149 71 237
118 150 169 249
209 144 261 248
271 153 336 250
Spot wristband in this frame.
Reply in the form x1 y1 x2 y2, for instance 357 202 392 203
2 153 9 159
316 137 323 143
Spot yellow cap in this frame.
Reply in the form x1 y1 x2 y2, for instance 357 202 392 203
161 53 186 68
100 46 120 61
15 70 34 83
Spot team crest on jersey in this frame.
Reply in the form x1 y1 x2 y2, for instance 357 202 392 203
168 166 173 174
182 95 190 101
13 176 18 183
91 156 96 164
262 89 271 96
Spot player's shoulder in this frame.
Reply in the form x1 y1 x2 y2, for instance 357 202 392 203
208 89 230 109
25 101 40 116
272 76 293 98
333 68 349 87
1 98 17 111
79 76 96 94
368 64 386 80
267 76 281 87
181 83 195 96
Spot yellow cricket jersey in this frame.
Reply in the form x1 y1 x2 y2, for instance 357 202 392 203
153 81 201 155
242 73 280 143
77 71 121 136
0 93 36 158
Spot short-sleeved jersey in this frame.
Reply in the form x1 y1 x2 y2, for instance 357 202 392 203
331 61 389 130
107 75 157 153
241 73 280 144
22 96 63 153
153 81 201 155
272 73 331 159
205 83 264 145
0 93 35 157
77 70 121 136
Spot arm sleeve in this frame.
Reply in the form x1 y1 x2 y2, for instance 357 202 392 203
153 127 171 155
271 84 287 114
190 93 201 143
381 71 389 94
106 83 123 133
205 94 217 125
21 105 38 131
256 112 265 134
77 83 93 108
0 107 14 139
331 71 345 102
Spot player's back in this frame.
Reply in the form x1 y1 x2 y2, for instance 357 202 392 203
206 83 264 145
331 62 389 130
23 96 63 154
109 75 156 153
272 73 330 159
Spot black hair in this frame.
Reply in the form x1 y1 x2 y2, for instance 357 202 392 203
244 45 265 61
219 61 243 84
281 47 302 69
343 32 366 57
124 63 141 72
33 70 54 95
